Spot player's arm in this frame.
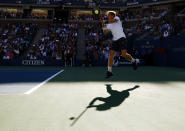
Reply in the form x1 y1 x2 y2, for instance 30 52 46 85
102 28 109 34
100 15 110 34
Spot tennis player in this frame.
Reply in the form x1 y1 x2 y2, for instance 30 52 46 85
101 11 138 78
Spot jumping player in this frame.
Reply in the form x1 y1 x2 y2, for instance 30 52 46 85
101 11 138 78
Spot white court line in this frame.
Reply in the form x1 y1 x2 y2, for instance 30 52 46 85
24 70 64 95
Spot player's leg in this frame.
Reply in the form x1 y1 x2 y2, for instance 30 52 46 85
108 50 115 72
121 50 137 70
106 50 115 78
121 50 135 63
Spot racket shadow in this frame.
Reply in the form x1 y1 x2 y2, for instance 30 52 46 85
70 108 88 127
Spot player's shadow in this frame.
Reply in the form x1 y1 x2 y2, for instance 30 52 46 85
87 84 140 111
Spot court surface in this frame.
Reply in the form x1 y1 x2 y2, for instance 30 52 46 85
0 66 185 131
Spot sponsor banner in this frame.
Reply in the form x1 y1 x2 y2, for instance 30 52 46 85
119 61 132 65
22 60 45 65
0 59 64 66
117 59 144 66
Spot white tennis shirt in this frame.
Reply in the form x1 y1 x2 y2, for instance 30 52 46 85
106 16 126 41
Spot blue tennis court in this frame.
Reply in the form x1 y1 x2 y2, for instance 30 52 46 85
0 69 64 95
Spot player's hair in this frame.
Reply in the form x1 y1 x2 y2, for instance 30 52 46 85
107 11 116 17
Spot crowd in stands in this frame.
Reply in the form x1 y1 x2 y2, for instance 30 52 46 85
84 22 109 66
0 11 23 19
120 8 168 21
0 22 78 66
0 23 38 60
0 6 185 66
25 23 78 66
0 10 48 19
70 14 94 21
0 0 165 4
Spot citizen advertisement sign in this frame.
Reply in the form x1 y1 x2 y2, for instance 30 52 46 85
0 59 63 66
22 60 45 65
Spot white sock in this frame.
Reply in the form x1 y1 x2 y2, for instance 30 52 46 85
108 66 112 72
